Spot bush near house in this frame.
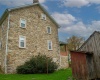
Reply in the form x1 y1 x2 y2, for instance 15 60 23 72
17 54 58 74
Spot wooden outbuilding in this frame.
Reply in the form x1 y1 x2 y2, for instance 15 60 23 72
70 51 96 80
70 31 100 80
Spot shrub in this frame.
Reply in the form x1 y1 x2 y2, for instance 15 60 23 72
17 54 58 74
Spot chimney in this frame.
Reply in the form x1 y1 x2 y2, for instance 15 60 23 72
33 0 39 3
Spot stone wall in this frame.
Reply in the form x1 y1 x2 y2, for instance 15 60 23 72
0 17 8 73
60 55 69 69
6 5 60 73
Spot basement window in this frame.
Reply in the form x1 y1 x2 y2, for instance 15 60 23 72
19 36 26 48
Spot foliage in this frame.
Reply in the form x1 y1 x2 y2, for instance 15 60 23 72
17 54 58 74
67 35 84 50
0 68 72 80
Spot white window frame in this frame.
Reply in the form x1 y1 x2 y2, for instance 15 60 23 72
19 36 26 48
47 26 51 34
20 18 26 28
47 40 53 50
41 13 46 20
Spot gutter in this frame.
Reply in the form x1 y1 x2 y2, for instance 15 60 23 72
5 14 10 74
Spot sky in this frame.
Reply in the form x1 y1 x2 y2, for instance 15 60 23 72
0 0 100 42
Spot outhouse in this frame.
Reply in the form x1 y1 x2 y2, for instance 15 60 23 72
70 51 96 80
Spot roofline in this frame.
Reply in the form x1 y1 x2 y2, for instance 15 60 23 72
8 3 39 11
70 51 93 54
0 3 60 28
0 9 9 25
78 31 100 51
38 3 60 28
59 41 67 45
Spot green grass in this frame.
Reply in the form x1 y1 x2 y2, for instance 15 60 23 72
0 68 72 80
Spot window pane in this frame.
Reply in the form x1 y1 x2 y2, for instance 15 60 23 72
48 41 52 50
19 36 25 48
49 45 51 49
21 23 25 28
20 37 24 41
21 19 26 28
21 20 25 24
42 14 46 20
20 41 24 47
48 27 51 33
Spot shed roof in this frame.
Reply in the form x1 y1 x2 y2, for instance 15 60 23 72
0 3 60 28
78 31 100 51
59 41 67 45
70 51 93 54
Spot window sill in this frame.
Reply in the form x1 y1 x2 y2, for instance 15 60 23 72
20 27 26 29
19 47 26 49
41 18 46 21
47 33 51 35
48 49 53 51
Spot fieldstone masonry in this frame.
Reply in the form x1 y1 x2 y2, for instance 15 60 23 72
0 4 60 73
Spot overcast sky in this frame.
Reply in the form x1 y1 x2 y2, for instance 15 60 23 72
0 0 100 42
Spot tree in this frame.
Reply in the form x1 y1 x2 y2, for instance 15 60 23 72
66 35 84 51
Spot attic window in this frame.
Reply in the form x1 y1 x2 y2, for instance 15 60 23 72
20 19 26 28
41 13 46 20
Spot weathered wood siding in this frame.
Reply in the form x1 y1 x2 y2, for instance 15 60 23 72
86 54 96 79
79 32 100 78
71 52 88 80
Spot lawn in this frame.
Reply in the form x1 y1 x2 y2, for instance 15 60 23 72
0 68 72 80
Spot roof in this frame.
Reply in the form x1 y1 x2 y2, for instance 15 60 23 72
70 51 93 54
0 3 60 27
78 31 100 51
59 41 67 45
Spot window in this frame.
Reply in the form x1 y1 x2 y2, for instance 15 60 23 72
19 36 26 48
41 13 46 20
47 27 51 34
47 40 52 50
20 19 26 28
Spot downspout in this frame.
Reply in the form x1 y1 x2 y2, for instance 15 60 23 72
5 14 10 74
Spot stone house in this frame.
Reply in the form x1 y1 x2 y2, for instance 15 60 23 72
0 1 60 74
